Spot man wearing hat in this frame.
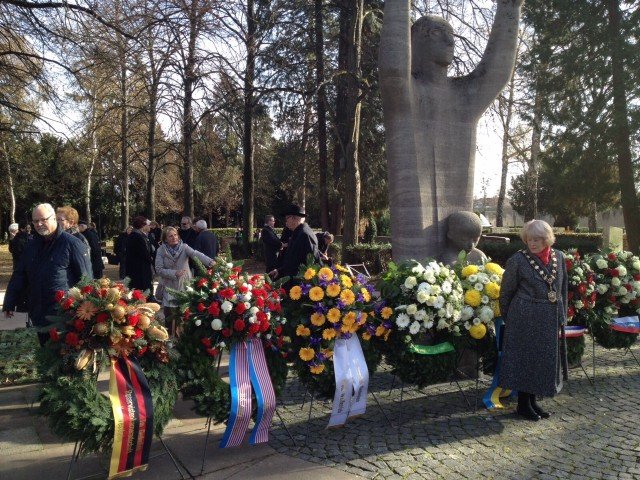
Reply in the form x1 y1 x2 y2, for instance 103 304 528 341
269 205 319 281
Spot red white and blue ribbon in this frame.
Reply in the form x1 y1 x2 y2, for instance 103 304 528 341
220 340 277 448
483 317 514 410
108 356 154 479
563 325 586 338
610 316 640 334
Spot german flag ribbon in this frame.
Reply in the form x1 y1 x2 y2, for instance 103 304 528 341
108 356 154 479
483 317 514 410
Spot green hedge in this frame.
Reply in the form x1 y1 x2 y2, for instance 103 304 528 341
343 242 393 275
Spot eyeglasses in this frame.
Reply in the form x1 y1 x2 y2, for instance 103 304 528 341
33 214 54 225
181 223 190 226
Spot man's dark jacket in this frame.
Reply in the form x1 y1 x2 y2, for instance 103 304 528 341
261 225 282 272
81 228 104 279
277 223 319 278
194 230 218 260
125 230 153 292
3 226 93 326
9 231 29 270
179 228 197 248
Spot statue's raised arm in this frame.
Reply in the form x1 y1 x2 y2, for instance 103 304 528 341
461 0 524 115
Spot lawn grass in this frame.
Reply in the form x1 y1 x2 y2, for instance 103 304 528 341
0 328 41 385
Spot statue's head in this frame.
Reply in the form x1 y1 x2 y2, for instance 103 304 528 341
411 15 454 75
446 211 482 253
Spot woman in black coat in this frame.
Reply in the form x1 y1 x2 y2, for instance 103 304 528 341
499 219 569 421
125 216 154 293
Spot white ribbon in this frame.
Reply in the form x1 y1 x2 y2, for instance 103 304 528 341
327 336 369 428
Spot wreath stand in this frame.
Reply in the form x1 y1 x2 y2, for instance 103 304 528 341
588 322 640 386
562 326 594 386
64 354 191 480
197 354 296 476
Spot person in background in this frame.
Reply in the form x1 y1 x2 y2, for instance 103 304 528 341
115 226 132 280
56 206 90 251
261 214 282 273
178 216 197 248
79 220 104 279
316 231 335 265
125 216 154 295
8 223 29 270
499 219 569 421
150 221 162 252
193 219 218 260
3 203 92 344
235 227 242 245
155 226 215 336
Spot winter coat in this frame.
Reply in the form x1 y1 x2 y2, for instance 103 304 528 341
276 223 319 279
125 230 154 292
261 225 281 272
155 242 214 307
3 225 93 326
499 248 569 397
9 231 29 270
194 230 218 260
81 228 104 279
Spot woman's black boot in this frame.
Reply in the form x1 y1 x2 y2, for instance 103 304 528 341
530 394 550 419
516 392 541 421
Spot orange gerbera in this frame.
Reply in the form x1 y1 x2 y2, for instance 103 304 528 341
76 301 98 320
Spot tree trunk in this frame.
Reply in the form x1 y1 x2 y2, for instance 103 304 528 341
182 0 198 218
298 98 312 208
315 0 330 231
2 143 15 224
242 0 256 255
145 85 157 220
606 0 640 252
496 67 516 227
117 3 129 230
588 202 598 232
528 69 543 221
86 93 98 223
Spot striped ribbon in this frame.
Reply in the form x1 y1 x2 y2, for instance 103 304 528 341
482 317 514 410
220 342 252 448
108 356 154 479
247 338 276 445
563 326 586 338
611 316 640 334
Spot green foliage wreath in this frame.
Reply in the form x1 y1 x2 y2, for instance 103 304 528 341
590 318 638 350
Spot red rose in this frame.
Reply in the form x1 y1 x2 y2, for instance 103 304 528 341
249 323 260 334
138 346 148 356
239 285 249 294
201 337 212 348
65 332 79 347
128 313 140 326
134 328 144 339
212 282 219 289
96 312 109 323
62 298 74 310
634 274 640 281
567 306 575 318
232 266 242 273
208 302 220 316
233 319 246 332
235 303 247 315
131 290 145 301
608 253 618 261
74 319 85 332
220 288 235 300
81 285 94 295
197 278 208 288
206 347 220 357
259 320 270 332
611 269 620 277
197 302 206 312
221 328 232 338
608 295 617 303
565 259 573 270
183 308 192 320
568 291 574 301
49 328 60 342
256 297 265 308
118 299 128 306
578 284 587 295
274 325 283 336
55 290 65 302
256 311 267 323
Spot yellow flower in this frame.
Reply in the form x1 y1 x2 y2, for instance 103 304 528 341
326 283 341 297
318 267 334 281
341 275 353 288
322 328 337 340
321 348 333 359
381 307 393 320
342 311 357 327
485 262 504 276
341 324 351 333
299 347 315 361
309 286 325 302
360 288 371 302
469 323 487 340
76 301 98 321
493 301 501 317
335 264 349 273
375 325 386 337
486 282 500 300
358 311 368 325
464 290 482 307
461 265 479 278
310 312 326 326
296 325 311 337
304 268 317 280
289 286 302 300
327 308 341 323
310 364 325 374
340 289 356 306
362 331 372 341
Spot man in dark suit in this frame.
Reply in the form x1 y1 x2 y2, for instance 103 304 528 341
269 205 319 280
125 216 154 294
178 216 197 248
261 215 282 273
193 219 218 259
79 220 104 279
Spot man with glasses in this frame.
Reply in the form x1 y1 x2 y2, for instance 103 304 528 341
178 216 197 248
3 203 92 345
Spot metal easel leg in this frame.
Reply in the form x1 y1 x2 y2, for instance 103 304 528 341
158 435 193 479
304 391 315 444
66 440 81 480
624 347 640 369
200 417 213 476
301 383 310 410
274 407 296 447
370 390 393 427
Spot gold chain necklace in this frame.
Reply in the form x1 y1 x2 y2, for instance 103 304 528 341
520 249 558 303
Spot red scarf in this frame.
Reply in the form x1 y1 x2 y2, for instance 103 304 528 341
534 246 551 265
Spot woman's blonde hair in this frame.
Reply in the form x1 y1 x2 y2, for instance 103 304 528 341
161 226 179 243
520 219 555 246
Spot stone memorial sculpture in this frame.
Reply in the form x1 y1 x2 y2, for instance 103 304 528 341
379 0 523 261
440 211 487 266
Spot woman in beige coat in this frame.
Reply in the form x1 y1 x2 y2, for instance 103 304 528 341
155 226 215 335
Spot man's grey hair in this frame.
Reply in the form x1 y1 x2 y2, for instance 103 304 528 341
195 220 207 230
8 223 18 233
34 203 55 216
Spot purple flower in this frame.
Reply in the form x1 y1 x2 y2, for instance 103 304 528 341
356 293 365 303
313 303 328 314
310 336 322 346
336 300 346 309
301 283 312 295
316 352 327 362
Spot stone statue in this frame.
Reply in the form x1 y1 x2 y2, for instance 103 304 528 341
379 0 523 261
440 211 487 266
